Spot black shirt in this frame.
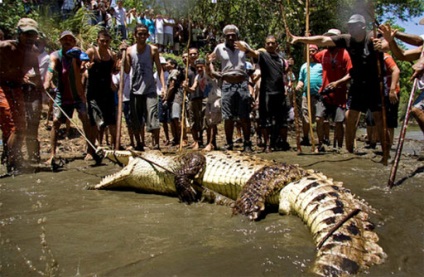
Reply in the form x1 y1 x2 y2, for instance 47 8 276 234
258 51 285 95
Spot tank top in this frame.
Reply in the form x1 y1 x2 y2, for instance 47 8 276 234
87 52 114 100
129 44 156 95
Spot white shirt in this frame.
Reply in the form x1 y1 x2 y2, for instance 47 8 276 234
164 18 175 35
114 6 126 26
155 18 164 34
112 71 131 102
154 70 169 96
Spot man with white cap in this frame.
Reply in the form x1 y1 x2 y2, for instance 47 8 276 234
44 30 95 164
290 14 389 164
314 28 352 151
0 18 44 173
209 24 253 152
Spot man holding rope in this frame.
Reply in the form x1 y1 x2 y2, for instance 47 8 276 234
44 30 94 164
290 14 389 163
0 18 44 174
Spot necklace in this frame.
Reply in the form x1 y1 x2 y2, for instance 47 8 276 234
329 49 339 71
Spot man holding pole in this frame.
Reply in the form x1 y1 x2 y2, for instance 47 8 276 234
290 14 389 163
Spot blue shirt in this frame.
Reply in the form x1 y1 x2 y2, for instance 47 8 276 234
298 62 322 96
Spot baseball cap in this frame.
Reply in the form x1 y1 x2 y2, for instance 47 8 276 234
348 14 366 24
17 18 39 34
159 56 166 64
323 28 341 36
309 44 318 51
60 30 77 40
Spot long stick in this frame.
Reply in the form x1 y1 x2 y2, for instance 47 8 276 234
179 17 192 151
305 0 315 152
115 49 126 150
388 78 419 188
277 1 302 153
371 3 389 166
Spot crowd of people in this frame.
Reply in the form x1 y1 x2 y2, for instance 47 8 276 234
1 8 424 174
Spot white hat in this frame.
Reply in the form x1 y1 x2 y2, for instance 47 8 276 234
323 28 341 36
159 56 166 64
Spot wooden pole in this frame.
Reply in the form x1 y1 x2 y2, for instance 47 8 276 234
371 2 389 165
305 0 316 152
179 17 192 152
115 49 126 150
388 77 419 188
278 0 302 153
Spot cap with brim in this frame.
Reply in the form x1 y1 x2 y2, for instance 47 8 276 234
17 18 39 34
419 17 424 25
159 56 166 64
323 28 341 36
60 30 77 40
348 14 366 24
309 44 318 51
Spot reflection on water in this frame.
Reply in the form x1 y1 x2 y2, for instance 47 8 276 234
0 148 423 276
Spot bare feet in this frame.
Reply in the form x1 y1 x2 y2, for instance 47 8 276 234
203 143 214 152
188 142 199 150
84 153 94 161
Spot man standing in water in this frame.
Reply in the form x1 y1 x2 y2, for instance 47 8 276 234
120 24 165 150
290 14 389 164
0 18 44 173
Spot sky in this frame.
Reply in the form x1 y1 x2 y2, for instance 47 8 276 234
394 15 423 49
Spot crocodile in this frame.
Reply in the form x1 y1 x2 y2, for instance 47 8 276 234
90 150 387 276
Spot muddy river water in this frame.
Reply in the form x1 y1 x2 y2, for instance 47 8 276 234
1 137 423 276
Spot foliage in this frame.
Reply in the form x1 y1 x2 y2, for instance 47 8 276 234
0 1 27 39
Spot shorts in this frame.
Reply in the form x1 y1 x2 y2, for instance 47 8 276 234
385 96 399 128
205 97 222 126
87 97 116 128
171 101 181 119
348 83 381 113
53 101 87 124
188 98 205 131
315 98 345 123
221 81 251 121
123 101 133 129
155 33 164 45
413 90 424 111
301 95 318 124
130 93 160 132
259 93 288 128
164 33 174 46
0 85 26 140
158 97 171 123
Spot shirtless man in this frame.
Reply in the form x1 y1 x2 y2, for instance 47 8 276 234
0 18 44 173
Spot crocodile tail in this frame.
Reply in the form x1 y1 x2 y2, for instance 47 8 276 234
279 171 386 276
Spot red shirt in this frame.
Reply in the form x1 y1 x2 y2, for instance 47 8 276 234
383 53 400 95
314 48 352 107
